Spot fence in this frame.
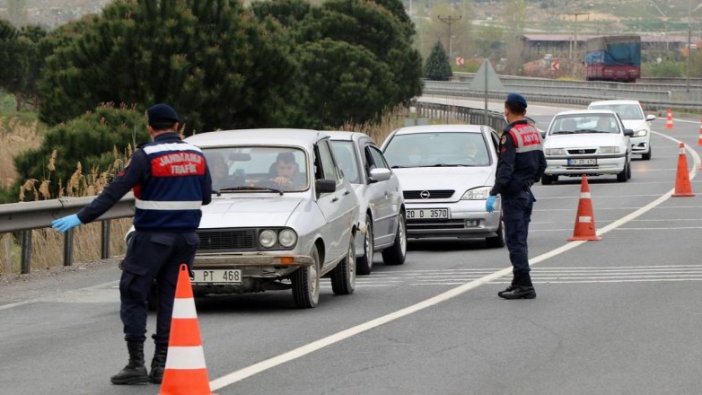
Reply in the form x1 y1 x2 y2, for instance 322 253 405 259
0 195 134 274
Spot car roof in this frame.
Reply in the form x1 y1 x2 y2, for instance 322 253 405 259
324 130 373 143
185 128 325 149
554 109 619 116
588 100 641 106
391 124 486 135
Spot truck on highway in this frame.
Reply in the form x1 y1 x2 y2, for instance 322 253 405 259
585 35 641 82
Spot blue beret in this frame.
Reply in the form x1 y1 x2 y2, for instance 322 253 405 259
505 93 527 108
147 103 179 126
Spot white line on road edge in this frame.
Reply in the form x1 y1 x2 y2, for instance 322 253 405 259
210 132 700 391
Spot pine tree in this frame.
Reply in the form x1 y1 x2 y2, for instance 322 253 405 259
424 40 452 81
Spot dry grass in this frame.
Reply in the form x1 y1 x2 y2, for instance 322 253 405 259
0 115 42 189
0 115 133 276
341 106 411 144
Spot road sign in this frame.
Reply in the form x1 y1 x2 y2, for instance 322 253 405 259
455 56 464 66
551 58 560 71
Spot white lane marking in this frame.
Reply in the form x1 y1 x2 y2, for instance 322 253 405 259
210 133 700 391
537 194 664 200
614 226 702 230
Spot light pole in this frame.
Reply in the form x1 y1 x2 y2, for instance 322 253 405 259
437 15 462 60
686 0 692 92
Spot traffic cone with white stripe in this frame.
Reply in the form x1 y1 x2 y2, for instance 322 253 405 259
159 264 215 395
697 119 702 146
666 108 673 129
568 175 601 241
672 143 694 197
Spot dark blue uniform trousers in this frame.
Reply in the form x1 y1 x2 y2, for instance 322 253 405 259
119 231 199 345
502 190 534 281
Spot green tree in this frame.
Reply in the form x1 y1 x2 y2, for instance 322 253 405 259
251 0 311 27
13 106 148 199
296 39 395 127
424 40 452 80
0 19 45 110
502 0 526 74
38 0 297 134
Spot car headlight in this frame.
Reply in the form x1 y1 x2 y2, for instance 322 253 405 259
259 230 277 248
461 186 491 200
634 129 648 137
599 146 621 154
545 148 566 156
278 229 297 248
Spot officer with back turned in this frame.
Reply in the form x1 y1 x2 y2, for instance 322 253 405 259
51 103 212 384
486 93 546 300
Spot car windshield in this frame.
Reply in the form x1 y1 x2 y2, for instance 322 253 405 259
589 104 643 120
549 114 621 135
329 141 361 184
383 132 490 168
202 146 309 193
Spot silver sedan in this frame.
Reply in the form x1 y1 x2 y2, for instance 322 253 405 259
187 129 359 308
327 131 407 275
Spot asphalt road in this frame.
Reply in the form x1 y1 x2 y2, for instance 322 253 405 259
1 103 702 395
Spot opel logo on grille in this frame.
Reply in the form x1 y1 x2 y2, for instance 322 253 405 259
420 190 431 199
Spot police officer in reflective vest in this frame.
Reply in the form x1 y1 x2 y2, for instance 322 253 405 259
486 93 546 300
52 104 212 384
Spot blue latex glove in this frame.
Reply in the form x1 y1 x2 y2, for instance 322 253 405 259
52 214 82 233
485 195 497 213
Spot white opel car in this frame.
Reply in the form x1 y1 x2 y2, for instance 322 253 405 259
381 124 504 247
587 100 655 160
542 110 633 184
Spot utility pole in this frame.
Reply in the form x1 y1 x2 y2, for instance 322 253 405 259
686 0 692 92
437 15 462 60
565 11 587 62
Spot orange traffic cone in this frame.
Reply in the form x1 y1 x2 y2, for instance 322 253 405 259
672 143 694 197
160 264 216 395
666 108 673 129
568 176 601 241
697 119 702 146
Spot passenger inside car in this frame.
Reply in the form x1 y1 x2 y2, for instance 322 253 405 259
596 117 615 133
208 154 231 190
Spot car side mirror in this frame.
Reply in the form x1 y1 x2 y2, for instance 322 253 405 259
646 114 656 122
315 179 336 196
369 168 392 183
624 129 634 137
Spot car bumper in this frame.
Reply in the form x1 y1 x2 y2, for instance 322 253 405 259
404 200 501 239
630 136 650 154
545 155 626 176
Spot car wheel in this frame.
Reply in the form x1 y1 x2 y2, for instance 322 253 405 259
356 216 374 275
485 217 505 248
331 236 356 295
617 163 629 182
382 212 407 265
627 160 632 179
292 247 321 308
642 147 651 160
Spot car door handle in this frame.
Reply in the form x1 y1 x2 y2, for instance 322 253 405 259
331 197 339 202
343 190 351 196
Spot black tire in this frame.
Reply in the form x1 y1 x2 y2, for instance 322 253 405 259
485 217 505 248
382 212 407 265
541 174 556 185
642 147 651 160
356 216 374 275
617 163 629 182
292 247 320 308
331 236 356 295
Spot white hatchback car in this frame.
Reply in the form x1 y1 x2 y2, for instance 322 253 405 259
587 100 655 160
542 110 633 184
381 124 504 247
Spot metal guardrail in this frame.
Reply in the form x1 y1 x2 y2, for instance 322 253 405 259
0 195 135 274
413 100 507 130
445 72 702 110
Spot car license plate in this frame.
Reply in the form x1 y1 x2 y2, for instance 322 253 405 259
407 208 449 219
568 158 597 166
191 269 242 284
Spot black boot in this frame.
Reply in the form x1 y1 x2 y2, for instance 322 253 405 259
149 343 168 384
498 272 536 299
111 342 149 385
